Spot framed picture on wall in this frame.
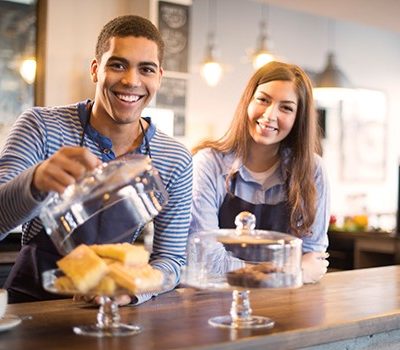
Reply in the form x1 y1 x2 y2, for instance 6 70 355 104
316 89 387 182
157 0 190 136
0 0 46 147
158 0 190 73
155 75 186 136
339 89 387 182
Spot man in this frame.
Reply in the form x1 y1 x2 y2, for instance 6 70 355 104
0 15 192 304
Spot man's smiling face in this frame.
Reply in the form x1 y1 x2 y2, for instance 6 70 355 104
90 36 163 125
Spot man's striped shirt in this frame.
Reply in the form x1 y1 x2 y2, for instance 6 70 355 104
0 101 193 295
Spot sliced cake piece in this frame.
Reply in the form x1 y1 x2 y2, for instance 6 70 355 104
108 262 163 294
57 244 108 293
90 243 149 266
91 275 117 295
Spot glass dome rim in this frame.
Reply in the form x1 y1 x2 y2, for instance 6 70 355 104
190 228 303 245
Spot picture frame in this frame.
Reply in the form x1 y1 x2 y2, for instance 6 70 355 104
157 0 190 136
0 0 46 146
316 89 388 182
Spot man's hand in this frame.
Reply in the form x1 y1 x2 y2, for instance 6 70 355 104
302 251 330 284
73 294 133 306
32 146 101 195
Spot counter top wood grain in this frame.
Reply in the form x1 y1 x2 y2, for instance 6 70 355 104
2 266 400 350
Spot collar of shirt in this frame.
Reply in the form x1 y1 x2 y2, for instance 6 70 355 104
78 100 155 161
220 150 288 190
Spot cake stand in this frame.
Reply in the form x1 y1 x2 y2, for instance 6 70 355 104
182 211 303 329
42 268 174 337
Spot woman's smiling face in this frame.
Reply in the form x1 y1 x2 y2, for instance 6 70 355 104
247 80 298 149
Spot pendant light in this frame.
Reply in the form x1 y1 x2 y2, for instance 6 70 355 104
201 0 222 86
315 52 351 89
314 19 353 99
252 2 275 70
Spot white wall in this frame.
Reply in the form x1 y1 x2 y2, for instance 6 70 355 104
45 0 150 105
44 0 400 225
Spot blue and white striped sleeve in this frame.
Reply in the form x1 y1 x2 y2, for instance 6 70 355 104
148 133 193 286
0 108 47 237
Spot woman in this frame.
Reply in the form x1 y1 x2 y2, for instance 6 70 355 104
190 61 329 283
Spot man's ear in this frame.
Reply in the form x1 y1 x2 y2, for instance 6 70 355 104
158 67 164 88
90 58 99 83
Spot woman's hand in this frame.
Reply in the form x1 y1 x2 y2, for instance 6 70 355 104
301 251 329 284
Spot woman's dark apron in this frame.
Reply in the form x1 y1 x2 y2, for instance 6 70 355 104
218 175 290 232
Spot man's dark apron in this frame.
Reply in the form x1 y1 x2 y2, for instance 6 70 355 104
218 175 290 232
4 230 65 303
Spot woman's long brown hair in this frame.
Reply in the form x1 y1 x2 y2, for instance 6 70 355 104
192 61 322 237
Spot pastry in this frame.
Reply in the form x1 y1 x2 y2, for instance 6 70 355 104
56 244 108 293
226 262 281 288
108 262 163 294
92 275 117 295
55 243 163 295
53 276 75 292
90 243 150 266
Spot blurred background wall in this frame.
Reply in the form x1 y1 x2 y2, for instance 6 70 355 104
29 0 400 228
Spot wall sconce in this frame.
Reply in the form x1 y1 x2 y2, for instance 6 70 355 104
200 0 223 86
19 57 36 85
252 2 275 70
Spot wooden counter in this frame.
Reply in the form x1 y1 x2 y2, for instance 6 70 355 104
2 266 400 349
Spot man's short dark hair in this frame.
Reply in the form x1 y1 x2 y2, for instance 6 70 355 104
95 15 165 65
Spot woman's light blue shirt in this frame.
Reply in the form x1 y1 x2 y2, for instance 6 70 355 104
190 148 330 252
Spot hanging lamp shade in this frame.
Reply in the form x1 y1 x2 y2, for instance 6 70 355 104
315 52 351 88
313 19 354 100
252 22 274 69
200 0 223 87
252 3 275 70
313 52 354 100
201 33 222 86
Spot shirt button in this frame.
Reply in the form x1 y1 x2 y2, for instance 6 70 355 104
103 148 111 154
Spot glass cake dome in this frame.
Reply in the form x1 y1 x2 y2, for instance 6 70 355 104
40 154 168 255
182 211 303 329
